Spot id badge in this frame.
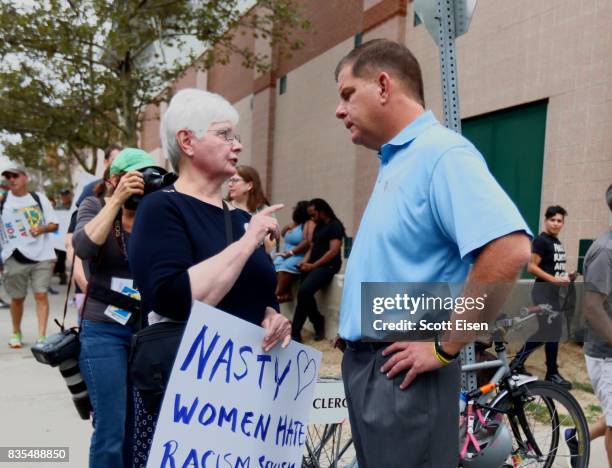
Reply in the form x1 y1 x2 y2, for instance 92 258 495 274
103 285 140 325
104 306 132 325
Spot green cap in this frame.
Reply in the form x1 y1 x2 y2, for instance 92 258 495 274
109 148 156 176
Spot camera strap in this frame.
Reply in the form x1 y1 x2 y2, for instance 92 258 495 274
56 250 77 332
87 281 142 314
113 215 129 260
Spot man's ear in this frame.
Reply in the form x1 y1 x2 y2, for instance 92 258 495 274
377 72 392 103
176 129 194 157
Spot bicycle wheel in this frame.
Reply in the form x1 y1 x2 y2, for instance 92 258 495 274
302 422 357 468
491 380 590 468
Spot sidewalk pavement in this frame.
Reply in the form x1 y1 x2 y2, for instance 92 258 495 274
1 282 609 467
0 283 90 467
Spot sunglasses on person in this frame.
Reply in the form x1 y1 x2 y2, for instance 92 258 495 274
4 173 21 180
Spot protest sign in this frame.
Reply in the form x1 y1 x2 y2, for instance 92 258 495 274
147 301 322 468
50 209 71 251
71 170 98 210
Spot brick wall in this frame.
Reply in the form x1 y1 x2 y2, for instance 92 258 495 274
207 26 256 103
277 0 363 77
271 38 358 234
139 0 611 269
140 103 161 153
404 0 612 268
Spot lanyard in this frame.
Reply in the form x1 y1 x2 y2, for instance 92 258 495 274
113 216 128 260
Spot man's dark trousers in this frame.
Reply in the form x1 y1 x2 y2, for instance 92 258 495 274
342 347 460 467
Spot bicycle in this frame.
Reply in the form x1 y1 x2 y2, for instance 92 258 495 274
459 305 590 467
303 306 590 467
302 377 357 468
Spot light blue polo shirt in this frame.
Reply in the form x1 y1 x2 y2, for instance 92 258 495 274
338 111 532 340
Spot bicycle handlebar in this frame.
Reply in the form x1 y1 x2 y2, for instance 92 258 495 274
492 304 558 337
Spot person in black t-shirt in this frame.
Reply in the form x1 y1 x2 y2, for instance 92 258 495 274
291 198 345 342
511 205 574 388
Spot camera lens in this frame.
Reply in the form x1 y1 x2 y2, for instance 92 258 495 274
124 166 176 210
59 358 92 420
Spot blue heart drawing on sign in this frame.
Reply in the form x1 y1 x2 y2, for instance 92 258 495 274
295 349 317 401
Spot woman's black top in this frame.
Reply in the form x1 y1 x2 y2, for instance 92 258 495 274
129 189 278 325
531 232 567 306
310 218 345 271
532 232 567 282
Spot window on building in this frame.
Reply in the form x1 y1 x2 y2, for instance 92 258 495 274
279 75 287 95
354 32 363 47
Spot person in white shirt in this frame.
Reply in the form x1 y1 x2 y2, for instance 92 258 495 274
1 165 58 348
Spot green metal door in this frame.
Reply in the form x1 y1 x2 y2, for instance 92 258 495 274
462 100 548 237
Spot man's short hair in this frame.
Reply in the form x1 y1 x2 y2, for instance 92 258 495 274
544 205 568 219
606 184 612 212
104 144 123 161
334 39 425 106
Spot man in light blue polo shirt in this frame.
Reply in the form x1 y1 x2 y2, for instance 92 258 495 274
334 39 532 467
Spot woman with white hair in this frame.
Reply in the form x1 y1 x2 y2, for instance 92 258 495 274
128 88 291 466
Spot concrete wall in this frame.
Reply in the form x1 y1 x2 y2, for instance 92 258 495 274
271 38 359 233
280 274 345 340
404 0 612 268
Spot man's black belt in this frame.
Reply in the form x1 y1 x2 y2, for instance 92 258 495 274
344 340 391 352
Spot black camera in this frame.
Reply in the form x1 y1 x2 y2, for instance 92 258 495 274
124 166 178 210
31 329 92 420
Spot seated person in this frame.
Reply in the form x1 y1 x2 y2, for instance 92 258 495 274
274 201 314 302
291 198 344 342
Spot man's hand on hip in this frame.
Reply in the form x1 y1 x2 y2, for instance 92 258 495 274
380 342 444 390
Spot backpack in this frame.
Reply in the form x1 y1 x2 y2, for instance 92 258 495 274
0 191 43 215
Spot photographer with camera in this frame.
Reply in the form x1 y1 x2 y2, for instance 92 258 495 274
72 148 159 468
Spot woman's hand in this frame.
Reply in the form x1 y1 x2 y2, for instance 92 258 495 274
569 271 579 281
245 204 283 245
556 275 571 285
299 262 315 273
261 307 291 352
111 171 145 206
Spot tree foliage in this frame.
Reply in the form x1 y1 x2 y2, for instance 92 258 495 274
0 0 309 173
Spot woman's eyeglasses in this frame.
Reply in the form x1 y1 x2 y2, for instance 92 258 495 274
208 128 241 144
227 178 244 185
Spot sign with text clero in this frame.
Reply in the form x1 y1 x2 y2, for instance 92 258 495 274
147 301 322 468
